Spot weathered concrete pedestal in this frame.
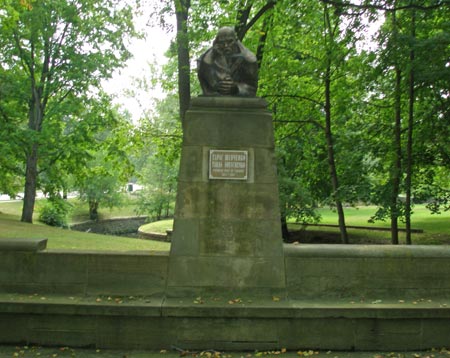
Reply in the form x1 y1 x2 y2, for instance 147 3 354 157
166 97 285 296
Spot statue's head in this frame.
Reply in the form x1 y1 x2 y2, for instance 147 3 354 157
213 26 238 56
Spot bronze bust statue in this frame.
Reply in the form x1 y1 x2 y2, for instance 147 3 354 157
197 27 258 97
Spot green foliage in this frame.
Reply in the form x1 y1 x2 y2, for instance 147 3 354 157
159 0 449 244
134 95 181 221
38 198 72 228
359 1 450 233
76 150 128 221
135 155 178 221
0 0 140 221
74 108 137 221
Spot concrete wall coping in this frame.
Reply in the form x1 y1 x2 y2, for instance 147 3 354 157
2 242 449 258
42 249 169 257
284 244 450 258
0 238 47 252
1 295 450 320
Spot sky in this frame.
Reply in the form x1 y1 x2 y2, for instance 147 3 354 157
103 9 175 123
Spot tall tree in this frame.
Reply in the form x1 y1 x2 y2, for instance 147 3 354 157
322 1 352 244
405 7 416 245
75 107 136 221
365 0 450 243
258 0 369 243
174 0 191 121
0 0 138 222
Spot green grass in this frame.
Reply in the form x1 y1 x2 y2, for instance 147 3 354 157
316 205 449 229
0 200 25 216
0 199 170 251
1 200 448 249
139 219 173 234
0 197 141 224
69 196 141 223
142 204 450 245
288 205 450 245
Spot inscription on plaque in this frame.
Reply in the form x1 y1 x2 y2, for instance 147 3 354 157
209 150 248 180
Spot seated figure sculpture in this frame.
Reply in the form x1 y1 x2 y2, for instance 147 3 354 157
197 27 258 97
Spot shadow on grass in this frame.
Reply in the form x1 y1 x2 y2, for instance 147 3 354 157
285 228 450 245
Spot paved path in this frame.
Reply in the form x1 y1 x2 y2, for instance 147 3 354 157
1 346 449 358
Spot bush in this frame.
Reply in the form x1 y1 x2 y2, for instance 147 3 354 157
38 198 72 228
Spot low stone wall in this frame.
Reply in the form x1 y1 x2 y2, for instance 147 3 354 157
2 238 450 350
285 244 450 299
137 229 171 242
71 217 147 236
1 239 450 299
0 239 167 297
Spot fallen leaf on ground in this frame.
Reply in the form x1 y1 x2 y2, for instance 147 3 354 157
228 298 242 304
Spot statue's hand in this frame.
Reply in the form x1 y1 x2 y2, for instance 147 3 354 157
218 80 238 95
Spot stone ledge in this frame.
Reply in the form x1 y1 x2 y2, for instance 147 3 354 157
2 294 450 350
284 244 450 258
0 238 47 252
41 249 169 256
1 294 449 319
137 230 170 242
0 295 163 317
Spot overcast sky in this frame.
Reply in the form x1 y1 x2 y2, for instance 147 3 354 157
103 9 175 123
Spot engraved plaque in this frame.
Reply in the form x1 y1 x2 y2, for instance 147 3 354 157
209 150 248 180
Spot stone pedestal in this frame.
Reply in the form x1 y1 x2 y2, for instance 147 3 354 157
166 97 285 297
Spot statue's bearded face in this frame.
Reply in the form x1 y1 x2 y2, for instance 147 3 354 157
214 32 237 57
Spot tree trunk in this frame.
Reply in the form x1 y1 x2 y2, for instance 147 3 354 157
324 65 348 244
281 214 289 241
21 87 43 223
405 9 416 245
256 9 273 68
21 143 39 223
235 0 252 41
390 8 402 245
174 0 191 122
235 0 277 42
390 66 402 245
89 200 99 221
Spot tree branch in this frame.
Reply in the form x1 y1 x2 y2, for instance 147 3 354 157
319 0 448 12
238 0 277 40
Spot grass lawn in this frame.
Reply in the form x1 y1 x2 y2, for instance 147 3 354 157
0 199 170 251
1 199 449 249
141 204 450 245
0 197 141 223
139 219 174 234
69 196 141 223
288 205 450 245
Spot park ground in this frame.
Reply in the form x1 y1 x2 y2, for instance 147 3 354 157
1 200 450 358
1 198 449 250
1 346 450 358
